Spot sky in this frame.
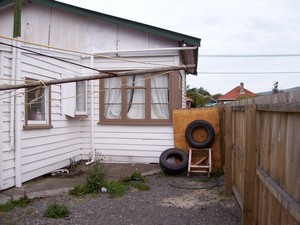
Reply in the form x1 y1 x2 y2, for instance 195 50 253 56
58 0 300 95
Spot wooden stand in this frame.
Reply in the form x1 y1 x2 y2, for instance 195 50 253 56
187 148 212 177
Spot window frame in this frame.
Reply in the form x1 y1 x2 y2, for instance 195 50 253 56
99 71 181 125
23 78 52 130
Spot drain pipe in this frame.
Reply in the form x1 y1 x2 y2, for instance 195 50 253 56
7 43 16 152
85 55 95 165
14 39 22 187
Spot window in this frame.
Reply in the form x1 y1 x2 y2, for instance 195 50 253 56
75 81 87 115
99 71 181 125
24 78 52 129
61 81 87 117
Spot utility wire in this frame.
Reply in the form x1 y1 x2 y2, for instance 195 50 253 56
0 41 103 73
198 54 300 57
197 71 300 75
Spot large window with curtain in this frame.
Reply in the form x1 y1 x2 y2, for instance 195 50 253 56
24 77 52 129
99 72 181 125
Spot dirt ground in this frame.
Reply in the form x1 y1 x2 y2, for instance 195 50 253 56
0 166 242 225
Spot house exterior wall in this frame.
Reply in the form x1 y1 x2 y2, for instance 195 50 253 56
0 2 187 190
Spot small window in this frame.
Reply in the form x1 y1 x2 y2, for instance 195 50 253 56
24 78 52 129
62 81 87 117
75 81 87 115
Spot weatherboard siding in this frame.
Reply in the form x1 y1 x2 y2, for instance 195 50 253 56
18 50 86 184
0 50 16 190
0 1 188 190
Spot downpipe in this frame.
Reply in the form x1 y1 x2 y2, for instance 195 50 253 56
14 39 22 187
85 55 95 166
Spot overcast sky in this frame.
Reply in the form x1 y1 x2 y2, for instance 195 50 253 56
58 0 300 94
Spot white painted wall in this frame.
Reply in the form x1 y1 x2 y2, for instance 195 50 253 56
0 1 187 189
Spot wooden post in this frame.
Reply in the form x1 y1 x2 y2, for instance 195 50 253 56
224 106 233 196
0 64 195 91
13 0 21 38
218 107 225 170
242 104 257 225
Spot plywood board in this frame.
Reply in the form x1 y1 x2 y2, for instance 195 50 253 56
172 107 221 171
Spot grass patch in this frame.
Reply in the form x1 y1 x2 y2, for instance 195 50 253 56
131 181 150 191
69 184 89 196
194 177 211 183
0 198 30 212
69 164 150 198
44 203 69 218
105 180 129 198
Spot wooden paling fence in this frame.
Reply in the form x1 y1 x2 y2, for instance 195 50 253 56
220 90 300 225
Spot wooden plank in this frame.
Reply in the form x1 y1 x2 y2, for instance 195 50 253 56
257 102 300 112
218 107 225 169
256 166 300 223
172 107 221 171
233 183 243 209
242 104 257 225
0 62 195 91
232 105 245 112
233 144 245 160
224 106 233 196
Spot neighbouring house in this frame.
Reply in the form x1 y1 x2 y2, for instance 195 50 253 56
0 0 200 190
217 82 256 105
186 96 192 108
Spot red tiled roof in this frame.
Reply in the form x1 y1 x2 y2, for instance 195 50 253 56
218 85 256 101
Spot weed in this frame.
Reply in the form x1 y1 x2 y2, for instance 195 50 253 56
131 181 150 191
105 180 129 198
69 184 89 196
85 159 107 194
123 170 145 182
44 203 69 218
0 198 30 212
194 177 211 183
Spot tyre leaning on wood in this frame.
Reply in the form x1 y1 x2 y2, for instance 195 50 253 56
159 148 188 175
185 120 215 148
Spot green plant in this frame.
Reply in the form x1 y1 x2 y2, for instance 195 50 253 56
0 198 30 212
131 181 150 191
69 184 89 196
123 170 145 182
85 159 107 194
44 203 69 218
105 180 129 198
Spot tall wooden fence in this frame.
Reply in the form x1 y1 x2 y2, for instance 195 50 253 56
220 90 300 225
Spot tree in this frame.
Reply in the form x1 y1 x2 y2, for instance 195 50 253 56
272 81 279 94
186 86 211 108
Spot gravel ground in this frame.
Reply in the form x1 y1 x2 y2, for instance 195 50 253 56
0 174 241 225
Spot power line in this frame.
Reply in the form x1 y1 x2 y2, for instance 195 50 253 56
197 71 300 75
0 41 103 73
198 54 300 58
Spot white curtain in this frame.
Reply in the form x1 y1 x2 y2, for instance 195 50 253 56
127 75 145 119
151 74 169 119
104 77 122 119
76 81 86 112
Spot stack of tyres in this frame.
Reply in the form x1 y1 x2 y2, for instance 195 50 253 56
159 120 215 175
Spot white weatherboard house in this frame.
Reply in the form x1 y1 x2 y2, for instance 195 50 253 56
0 0 200 190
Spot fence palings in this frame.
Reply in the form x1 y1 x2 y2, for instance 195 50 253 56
222 90 300 225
